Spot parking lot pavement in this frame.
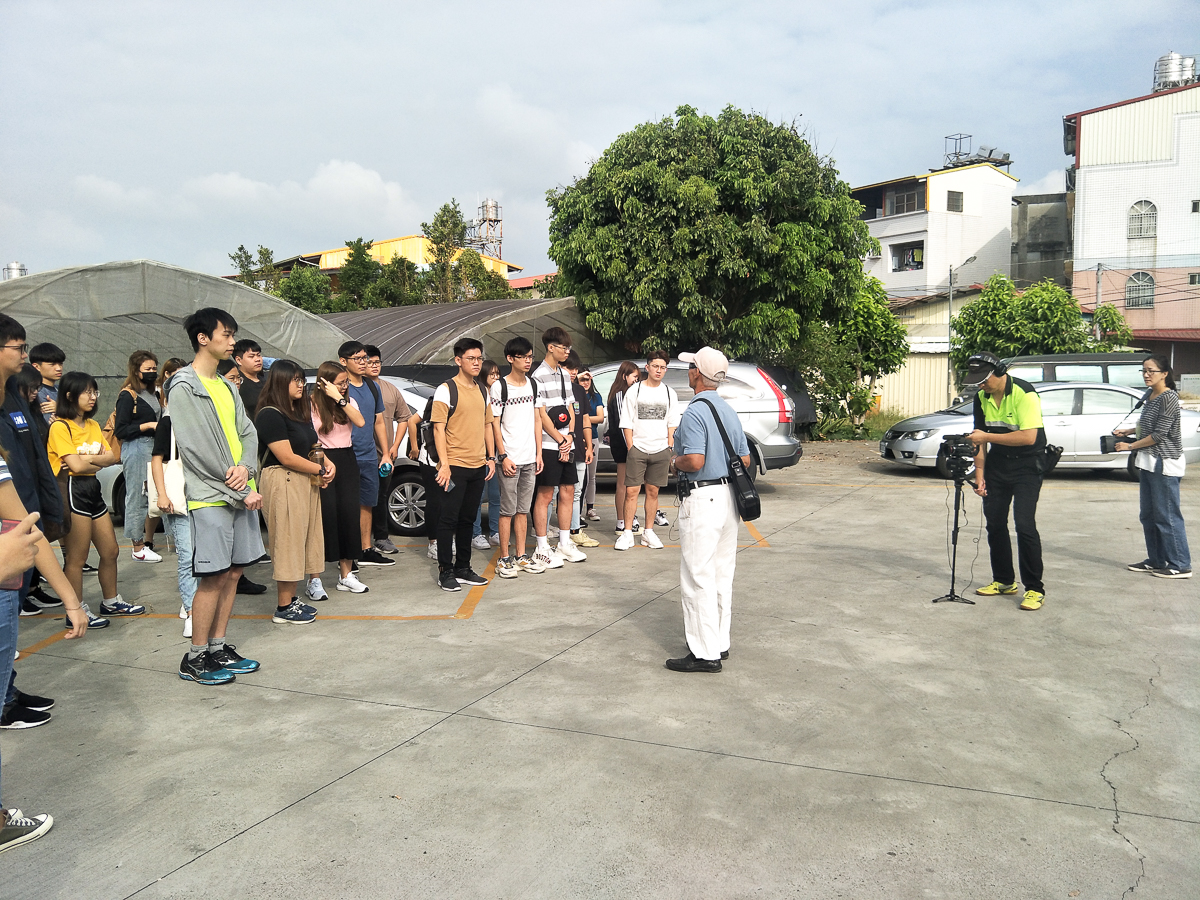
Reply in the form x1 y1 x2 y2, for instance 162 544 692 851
5 444 1198 899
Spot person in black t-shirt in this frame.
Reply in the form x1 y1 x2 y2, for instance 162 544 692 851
234 339 266 413
254 360 333 623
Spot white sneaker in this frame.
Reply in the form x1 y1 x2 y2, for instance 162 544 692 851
179 604 188 620
641 529 664 549
557 541 587 563
306 577 328 601
182 615 192 639
614 531 635 551
516 554 546 574
533 546 563 569
131 546 162 563
337 573 370 593
427 541 438 560
489 532 501 547
471 534 491 551
654 510 670 528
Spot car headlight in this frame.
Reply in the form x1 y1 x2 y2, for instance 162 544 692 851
907 430 936 441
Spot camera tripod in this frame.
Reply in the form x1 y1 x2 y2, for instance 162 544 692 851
933 474 976 605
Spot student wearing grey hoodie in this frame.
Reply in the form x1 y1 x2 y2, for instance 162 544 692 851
168 308 266 686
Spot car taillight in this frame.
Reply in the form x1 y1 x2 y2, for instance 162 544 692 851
758 368 793 424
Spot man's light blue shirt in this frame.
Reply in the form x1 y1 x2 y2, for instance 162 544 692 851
673 392 749 482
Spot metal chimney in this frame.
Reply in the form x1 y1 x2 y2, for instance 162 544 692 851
2 261 27 280
1153 51 1197 91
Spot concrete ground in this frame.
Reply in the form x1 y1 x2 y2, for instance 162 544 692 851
4 444 1198 899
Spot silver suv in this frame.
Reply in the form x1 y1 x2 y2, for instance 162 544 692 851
588 359 801 477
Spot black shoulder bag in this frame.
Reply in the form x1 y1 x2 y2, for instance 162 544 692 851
693 398 760 522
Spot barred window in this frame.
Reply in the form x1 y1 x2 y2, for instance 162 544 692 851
1125 272 1155 308
1127 200 1157 239
947 190 963 212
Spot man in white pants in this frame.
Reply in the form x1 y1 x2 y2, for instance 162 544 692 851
666 347 750 673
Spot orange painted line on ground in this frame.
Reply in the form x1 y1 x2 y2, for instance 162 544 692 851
16 630 69 660
745 522 770 547
453 548 500 619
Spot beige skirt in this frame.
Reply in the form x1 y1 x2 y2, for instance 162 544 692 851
260 466 325 583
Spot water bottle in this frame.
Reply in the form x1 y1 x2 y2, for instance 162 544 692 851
379 461 393 478
308 445 325 486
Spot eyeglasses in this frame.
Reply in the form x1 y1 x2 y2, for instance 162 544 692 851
82 390 100 398
346 355 369 363
460 355 483 363
2 343 28 353
1142 368 1164 374
366 359 382 366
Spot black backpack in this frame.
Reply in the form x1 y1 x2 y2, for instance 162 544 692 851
497 375 537 423
418 379 489 465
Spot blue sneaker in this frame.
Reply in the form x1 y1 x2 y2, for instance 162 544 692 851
65 603 109 630
272 599 316 625
208 645 260 673
178 652 235 685
99 595 146 617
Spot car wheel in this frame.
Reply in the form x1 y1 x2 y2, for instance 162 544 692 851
935 449 951 480
111 474 126 525
388 470 426 536
1126 453 1140 482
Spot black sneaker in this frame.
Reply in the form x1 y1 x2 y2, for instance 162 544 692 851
27 587 62 609
81 563 97 574
358 547 396 567
19 597 41 617
178 651 236 685
437 570 462 592
1126 560 1156 572
13 690 53 711
454 568 488 586
0 809 53 852
209 644 261 673
235 575 267 595
1150 567 1193 579
0 706 51 729
664 652 722 673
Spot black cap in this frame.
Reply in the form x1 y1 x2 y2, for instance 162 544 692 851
964 352 1002 386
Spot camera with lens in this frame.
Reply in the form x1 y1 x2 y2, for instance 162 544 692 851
940 433 977 481
1100 434 1127 454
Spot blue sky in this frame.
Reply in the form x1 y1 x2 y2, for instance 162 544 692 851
1 1 1192 280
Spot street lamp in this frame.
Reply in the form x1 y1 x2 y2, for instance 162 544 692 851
948 256 978 404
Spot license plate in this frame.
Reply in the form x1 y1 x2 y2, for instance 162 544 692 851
878 441 886 454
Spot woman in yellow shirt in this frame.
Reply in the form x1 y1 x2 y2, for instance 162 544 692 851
47 373 145 625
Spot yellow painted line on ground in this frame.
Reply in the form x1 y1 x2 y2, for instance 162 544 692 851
744 522 770 547
453 548 500 618
784 481 1138 492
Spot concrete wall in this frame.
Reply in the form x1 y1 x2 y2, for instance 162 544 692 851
1012 193 1072 287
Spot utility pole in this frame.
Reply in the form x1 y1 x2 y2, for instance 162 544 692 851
1094 263 1103 341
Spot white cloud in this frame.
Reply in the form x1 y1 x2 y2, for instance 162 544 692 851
1014 168 1066 195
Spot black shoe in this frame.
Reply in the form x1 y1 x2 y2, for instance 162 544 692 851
437 571 462 592
358 547 396 567
81 563 97 574
665 652 722 673
351 561 360 573
19 597 41 617
27 587 63 609
720 650 729 660
236 575 267 595
208 645 261 673
256 553 272 566
178 651 235 685
0 706 51 729
454 568 488 586
13 690 53 711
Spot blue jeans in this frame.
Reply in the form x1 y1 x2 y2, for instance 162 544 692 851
122 435 154 542
472 474 501 538
1139 470 1192 570
0 588 20 806
165 512 198 611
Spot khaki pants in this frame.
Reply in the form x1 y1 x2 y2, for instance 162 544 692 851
261 466 324 583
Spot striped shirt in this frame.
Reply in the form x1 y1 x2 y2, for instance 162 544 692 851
1139 389 1184 459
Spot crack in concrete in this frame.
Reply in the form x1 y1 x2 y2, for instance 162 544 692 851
1100 657 1159 899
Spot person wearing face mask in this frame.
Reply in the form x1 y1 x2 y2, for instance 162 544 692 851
114 350 163 563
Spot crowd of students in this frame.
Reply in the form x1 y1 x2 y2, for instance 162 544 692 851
0 310 686 853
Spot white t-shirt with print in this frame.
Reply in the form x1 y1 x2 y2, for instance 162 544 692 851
620 381 682 453
491 377 538 467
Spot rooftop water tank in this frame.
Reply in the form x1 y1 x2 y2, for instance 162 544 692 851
2 261 27 281
1153 51 1197 91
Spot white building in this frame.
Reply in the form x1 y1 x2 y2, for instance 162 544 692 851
1065 73 1200 373
851 162 1017 299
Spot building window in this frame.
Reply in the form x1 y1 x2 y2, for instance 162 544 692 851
891 241 924 272
1190 273 1200 285
1125 272 1155 308
886 189 921 216
1193 200 1199 213
1127 200 1157 238
947 190 963 212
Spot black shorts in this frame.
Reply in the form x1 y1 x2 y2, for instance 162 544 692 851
536 448 577 487
68 475 108 520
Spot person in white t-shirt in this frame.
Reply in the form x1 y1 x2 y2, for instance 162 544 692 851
491 337 546 578
616 350 682 551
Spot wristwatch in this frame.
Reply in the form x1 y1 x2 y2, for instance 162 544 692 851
486 456 496 462
336 398 348 407
496 453 508 463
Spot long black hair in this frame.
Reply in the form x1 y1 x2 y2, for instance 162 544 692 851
56 371 100 421
1146 353 1177 391
255 359 311 422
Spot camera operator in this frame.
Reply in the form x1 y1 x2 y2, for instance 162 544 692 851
964 352 1048 611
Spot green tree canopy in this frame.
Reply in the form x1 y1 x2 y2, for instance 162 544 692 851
366 254 423 307
546 104 876 359
338 238 382 307
228 245 282 294
454 249 514 301
951 275 1134 382
277 265 337 314
422 200 468 303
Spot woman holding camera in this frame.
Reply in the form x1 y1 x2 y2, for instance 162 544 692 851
1115 354 1191 578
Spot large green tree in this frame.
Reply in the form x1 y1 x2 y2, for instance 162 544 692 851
546 104 876 358
951 275 1134 382
277 265 337 313
228 244 281 294
422 200 468 303
338 238 382 307
365 254 424 307
454 249 515 301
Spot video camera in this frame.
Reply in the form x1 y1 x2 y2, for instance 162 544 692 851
940 433 977 482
